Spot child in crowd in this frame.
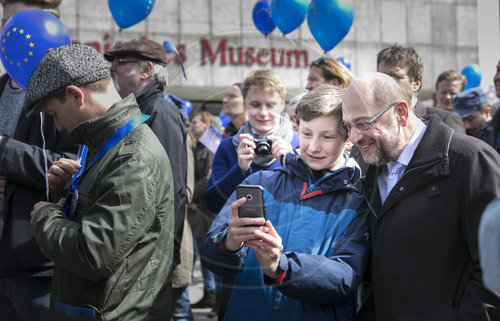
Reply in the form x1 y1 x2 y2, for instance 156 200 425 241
200 85 370 321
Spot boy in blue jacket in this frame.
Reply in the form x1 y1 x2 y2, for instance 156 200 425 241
200 85 370 321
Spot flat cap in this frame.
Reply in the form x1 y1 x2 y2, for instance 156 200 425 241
453 87 488 118
104 39 168 66
24 44 110 115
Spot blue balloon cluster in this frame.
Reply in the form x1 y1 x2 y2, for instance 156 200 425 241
0 9 71 89
461 64 482 90
251 0 354 53
108 0 156 29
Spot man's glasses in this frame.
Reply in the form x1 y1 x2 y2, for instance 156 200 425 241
111 58 138 67
338 102 399 136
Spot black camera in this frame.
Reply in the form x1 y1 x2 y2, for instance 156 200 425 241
253 138 273 156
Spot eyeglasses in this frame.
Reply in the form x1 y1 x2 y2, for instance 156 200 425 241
338 102 399 136
111 58 138 67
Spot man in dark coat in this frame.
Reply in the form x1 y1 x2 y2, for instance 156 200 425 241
104 38 187 267
341 72 500 321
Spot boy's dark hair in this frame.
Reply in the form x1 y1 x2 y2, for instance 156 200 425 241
377 44 423 89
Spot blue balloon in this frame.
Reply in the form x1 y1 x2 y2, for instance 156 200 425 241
253 0 275 36
0 9 71 89
271 0 308 35
461 64 482 90
108 0 156 29
307 0 354 52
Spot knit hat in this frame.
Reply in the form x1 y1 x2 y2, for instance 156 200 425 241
24 44 110 115
453 87 488 118
104 39 168 66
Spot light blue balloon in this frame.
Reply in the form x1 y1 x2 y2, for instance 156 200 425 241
307 0 354 52
461 64 482 89
108 0 156 29
0 9 71 89
271 0 308 35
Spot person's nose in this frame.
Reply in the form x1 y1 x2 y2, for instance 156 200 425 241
305 81 313 91
308 136 321 153
348 127 363 145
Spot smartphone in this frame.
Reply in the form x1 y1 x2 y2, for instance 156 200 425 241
236 184 266 219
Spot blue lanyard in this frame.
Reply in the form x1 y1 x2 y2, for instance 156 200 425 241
69 113 150 191
63 113 150 218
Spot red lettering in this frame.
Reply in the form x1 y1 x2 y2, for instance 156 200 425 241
229 47 243 65
271 48 285 66
201 38 227 65
177 44 186 63
287 49 308 67
245 47 256 65
257 49 269 65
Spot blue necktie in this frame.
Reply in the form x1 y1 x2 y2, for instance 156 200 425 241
382 162 405 203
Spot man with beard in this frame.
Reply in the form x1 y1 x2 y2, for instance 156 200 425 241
340 72 500 320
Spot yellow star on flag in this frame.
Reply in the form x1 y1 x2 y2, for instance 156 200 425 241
19 29 24 34
12 27 16 32
26 34 31 39
29 42 34 47
28 51 33 56
24 58 28 63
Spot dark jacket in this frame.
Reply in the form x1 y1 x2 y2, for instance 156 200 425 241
32 96 174 321
358 115 500 321
0 74 77 277
475 108 500 152
135 80 187 265
187 142 214 238
414 100 465 133
200 152 370 321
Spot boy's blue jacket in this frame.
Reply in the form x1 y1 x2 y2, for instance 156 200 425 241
200 152 370 321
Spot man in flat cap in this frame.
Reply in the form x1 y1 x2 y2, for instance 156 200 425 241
105 38 188 265
454 87 492 137
27 44 175 320
104 38 191 319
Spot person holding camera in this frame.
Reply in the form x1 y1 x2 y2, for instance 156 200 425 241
205 70 299 215
200 85 369 321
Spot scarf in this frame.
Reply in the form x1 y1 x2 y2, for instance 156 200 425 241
232 115 294 167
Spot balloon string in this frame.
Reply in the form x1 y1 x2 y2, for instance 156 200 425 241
111 28 123 48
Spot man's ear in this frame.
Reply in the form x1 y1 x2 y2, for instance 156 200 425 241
396 101 410 126
412 77 423 93
65 85 84 107
139 61 154 80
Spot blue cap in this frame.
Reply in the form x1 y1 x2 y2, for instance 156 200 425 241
453 87 488 118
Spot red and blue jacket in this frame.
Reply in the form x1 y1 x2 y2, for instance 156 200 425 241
200 152 370 321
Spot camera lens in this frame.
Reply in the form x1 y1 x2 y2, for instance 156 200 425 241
246 194 253 201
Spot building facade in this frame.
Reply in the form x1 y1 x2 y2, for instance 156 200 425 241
4 0 482 109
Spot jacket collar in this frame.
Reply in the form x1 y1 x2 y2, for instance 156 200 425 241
363 114 453 214
134 80 163 106
282 151 360 197
66 95 141 153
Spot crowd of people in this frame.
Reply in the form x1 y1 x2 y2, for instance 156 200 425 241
0 1 499 321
